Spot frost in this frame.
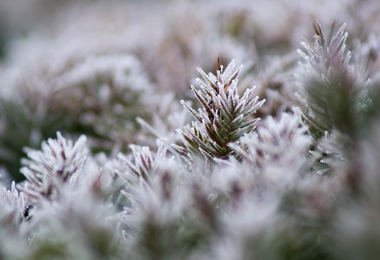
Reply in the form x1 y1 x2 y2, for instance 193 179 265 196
19 132 87 204
0 1 380 259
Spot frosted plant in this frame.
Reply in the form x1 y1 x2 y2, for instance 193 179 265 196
222 112 311 197
249 53 299 118
0 26 155 180
116 142 178 227
117 146 220 260
19 132 87 204
232 112 310 169
307 130 347 176
51 54 154 151
296 21 371 138
178 59 265 159
2 1 380 259
116 142 169 183
295 21 377 179
1 181 29 229
0 88 59 181
69 153 125 204
27 185 123 260
1 133 126 259
213 197 279 260
116 143 178 226
116 139 229 259
208 111 339 260
206 112 311 211
351 35 380 84
135 93 192 148
330 121 380 260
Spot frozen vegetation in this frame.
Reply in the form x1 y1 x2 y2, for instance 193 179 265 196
1 0 380 259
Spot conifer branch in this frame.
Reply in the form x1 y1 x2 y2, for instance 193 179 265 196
178 60 265 159
18 132 87 204
297 21 370 138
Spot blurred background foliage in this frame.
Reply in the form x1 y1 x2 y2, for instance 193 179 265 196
0 0 380 183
